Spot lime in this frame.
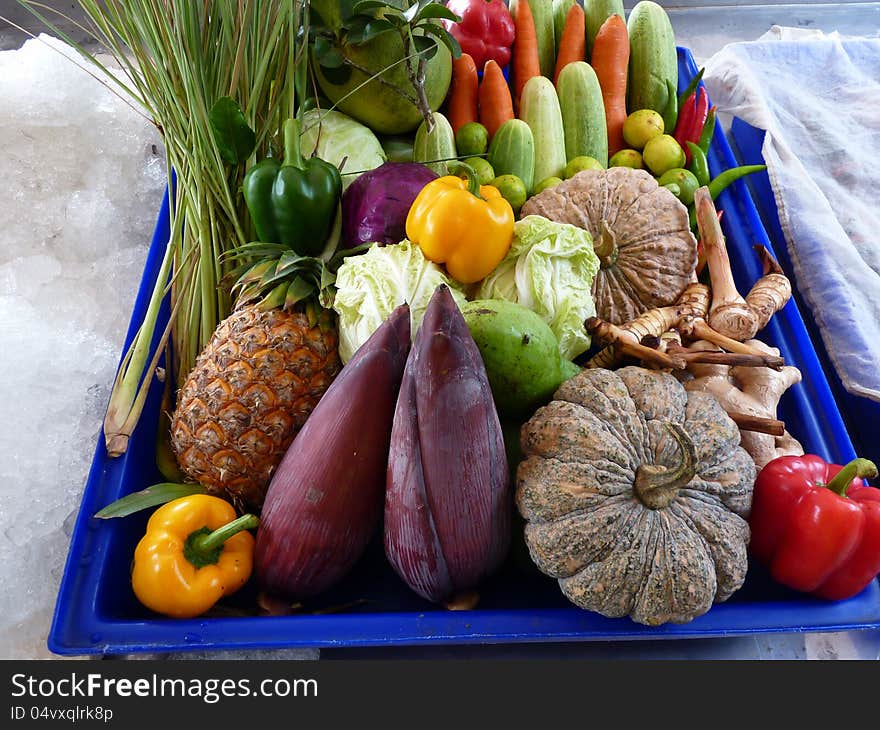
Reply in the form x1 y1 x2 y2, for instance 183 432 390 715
608 149 644 169
491 174 528 212
642 134 686 176
563 156 604 179
622 109 665 150
464 157 496 186
658 168 700 205
456 122 489 157
533 176 563 194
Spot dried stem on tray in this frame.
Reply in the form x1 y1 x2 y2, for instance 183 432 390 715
586 318 687 370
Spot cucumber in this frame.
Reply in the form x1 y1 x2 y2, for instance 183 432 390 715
584 0 625 59
488 119 536 195
626 1 678 116
510 0 556 80
413 112 456 176
519 75 567 184
556 62 608 167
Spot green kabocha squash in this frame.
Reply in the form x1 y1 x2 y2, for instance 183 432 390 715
516 366 756 626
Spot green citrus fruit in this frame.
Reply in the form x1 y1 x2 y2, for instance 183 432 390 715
464 157 496 186
492 174 528 212
622 109 665 150
608 149 644 169
658 168 700 205
563 156 605 179
456 122 489 157
642 134 687 176
533 176 564 194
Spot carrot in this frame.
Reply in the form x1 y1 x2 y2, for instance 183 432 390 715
512 0 541 113
478 60 515 140
553 3 586 86
447 53 479 134
590 14 629 156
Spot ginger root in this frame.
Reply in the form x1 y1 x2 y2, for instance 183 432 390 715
694 188 792 342
681 339 804 469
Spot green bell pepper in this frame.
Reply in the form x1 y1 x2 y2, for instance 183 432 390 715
242 117 341 257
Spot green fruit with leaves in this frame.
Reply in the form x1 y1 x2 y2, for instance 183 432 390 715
311 5 455 135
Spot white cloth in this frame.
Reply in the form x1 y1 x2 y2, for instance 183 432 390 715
704 28 880 401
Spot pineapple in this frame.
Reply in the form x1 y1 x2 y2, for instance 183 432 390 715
170 244 342 511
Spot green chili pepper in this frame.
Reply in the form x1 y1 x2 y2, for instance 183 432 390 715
687 163 768 228
677 67 705 109
698 107 716 154
708 164 767 199
662 79 678 134
687 142 710 187
242 117 342 257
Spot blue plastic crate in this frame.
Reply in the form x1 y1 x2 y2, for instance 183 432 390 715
47 48 880 656
729 117 880 472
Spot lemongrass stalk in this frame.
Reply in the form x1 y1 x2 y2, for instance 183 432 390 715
103 236 174 456
11 0 312 454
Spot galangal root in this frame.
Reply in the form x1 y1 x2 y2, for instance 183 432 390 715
680 339 804 469
586 281 785 370
694 187 792 343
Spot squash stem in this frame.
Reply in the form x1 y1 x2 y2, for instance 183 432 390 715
634 423 697 510
594 220 619 268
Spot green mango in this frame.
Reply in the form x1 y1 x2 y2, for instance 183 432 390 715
463 299 580 420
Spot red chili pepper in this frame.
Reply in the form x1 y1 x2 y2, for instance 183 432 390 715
673 90 697 153
443 0 516 71
680 86 709 165
749 454 880 601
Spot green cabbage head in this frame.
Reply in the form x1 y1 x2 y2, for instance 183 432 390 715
476 215 600 360
333 240 466 363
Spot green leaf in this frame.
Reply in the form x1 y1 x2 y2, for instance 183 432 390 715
422 23 461 58
209 97 256 165
346 15 395 44
403 2 421 22
321 63 353 85
414 5 460 24
352 1 398 17
94 483 208 519
362 19 397 43
414 34 438 60
285 276 316 308
313 36 347 69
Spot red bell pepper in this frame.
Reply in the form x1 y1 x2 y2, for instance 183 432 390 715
442 0 516 70
749 454 880 601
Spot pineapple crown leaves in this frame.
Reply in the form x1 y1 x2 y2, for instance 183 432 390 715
223 241 370 323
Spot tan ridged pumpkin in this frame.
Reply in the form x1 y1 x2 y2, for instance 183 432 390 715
520 167 697 324
516 366 756 626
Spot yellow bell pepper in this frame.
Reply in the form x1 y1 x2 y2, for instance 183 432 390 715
131 494 258 619
405 163 515 284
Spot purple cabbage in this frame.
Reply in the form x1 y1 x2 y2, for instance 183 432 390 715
341 162 438 248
